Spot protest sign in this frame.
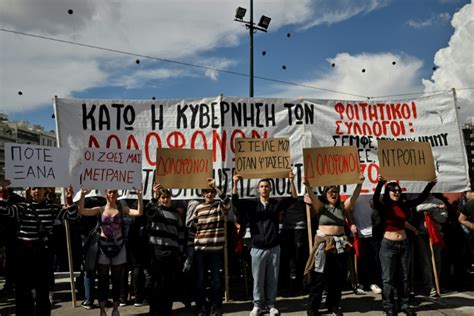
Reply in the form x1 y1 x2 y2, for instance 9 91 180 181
81 148 142 190
54 91 469 198
378 140 436 181
304 146 360 187
155 148 212 189
234 138 291 179
5 143 71 187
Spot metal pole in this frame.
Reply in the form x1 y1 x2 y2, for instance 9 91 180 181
249 0 254 97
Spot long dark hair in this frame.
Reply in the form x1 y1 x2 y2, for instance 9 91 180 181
319 185 342 208
382 181 403 205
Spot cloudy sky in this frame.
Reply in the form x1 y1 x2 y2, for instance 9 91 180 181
0 0 472 131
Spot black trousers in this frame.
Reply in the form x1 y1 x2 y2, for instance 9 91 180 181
148 252 177 316
307 251 348 315
15 242 52 316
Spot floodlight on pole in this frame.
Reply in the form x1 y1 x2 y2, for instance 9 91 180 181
234 0 271 97
235 7 247 20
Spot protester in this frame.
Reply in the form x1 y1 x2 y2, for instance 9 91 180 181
459 196 474 274
415 194 448 297
303 175 364 316
75 190 106 310
373 176 436 316
145 183 184 316
279 196 308 296
351 195 382 295
78 187 144 316
0 183 77 316
232 172 297 316
190 178 231 316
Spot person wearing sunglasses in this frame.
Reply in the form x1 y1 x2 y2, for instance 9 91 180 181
373 176 436 316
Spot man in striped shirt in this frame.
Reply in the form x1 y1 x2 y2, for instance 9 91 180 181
191 178 231 316
0 183 78 316
145 183 185 316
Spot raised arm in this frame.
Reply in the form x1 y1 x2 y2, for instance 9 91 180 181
405 178 437 208
289 171 297 198
124 186 144 217
77 189 101 217
302 178 323 215
372 176 386 211
343 173 365 211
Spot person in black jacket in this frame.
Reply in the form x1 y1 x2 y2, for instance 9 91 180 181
232 172 297 316
372 176 436 316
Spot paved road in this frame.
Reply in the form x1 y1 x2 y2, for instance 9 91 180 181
0 273 473 315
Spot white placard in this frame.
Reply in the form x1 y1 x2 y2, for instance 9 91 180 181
81 148 142 190
5 143 71 188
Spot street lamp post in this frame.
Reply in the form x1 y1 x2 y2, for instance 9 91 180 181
234 0 271 97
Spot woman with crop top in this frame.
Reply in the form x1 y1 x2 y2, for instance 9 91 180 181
373 176 436 316
78 188 144 316
303 174 364 316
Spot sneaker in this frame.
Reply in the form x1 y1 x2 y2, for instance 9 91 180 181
134 300 146 307
111 309 120 316
119 300 127 307
429 288 439 298
269 307 280 316
250 306 262 316
353 285 365 295
370 284 382 294
328 305 343 316
81 301 94 310
384 309 396 316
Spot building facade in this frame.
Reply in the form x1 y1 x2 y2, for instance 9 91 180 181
0 114 56 182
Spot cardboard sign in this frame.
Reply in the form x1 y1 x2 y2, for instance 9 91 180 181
234 138 292 179
5 143 71 187
303 146 361 187
378 140 435 181
81 148 142 190
155 148 212 189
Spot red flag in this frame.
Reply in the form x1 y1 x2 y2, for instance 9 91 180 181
424 213 445 248
353 233 361 257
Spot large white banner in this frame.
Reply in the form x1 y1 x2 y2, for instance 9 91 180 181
55 92 469 198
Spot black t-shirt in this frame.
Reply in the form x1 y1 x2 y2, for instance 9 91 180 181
462 199 474 220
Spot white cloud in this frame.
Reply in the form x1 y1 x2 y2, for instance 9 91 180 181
407 12 451 29
269 52 424 100
298 0 390 30
0 0 314 114
422 3 474 124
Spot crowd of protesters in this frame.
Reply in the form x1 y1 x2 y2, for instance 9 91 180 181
0 175 473 316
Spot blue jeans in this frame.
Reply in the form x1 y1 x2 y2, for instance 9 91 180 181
250 246 280 308
194 250 223 313
379 238 410 311
83 270 96 304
